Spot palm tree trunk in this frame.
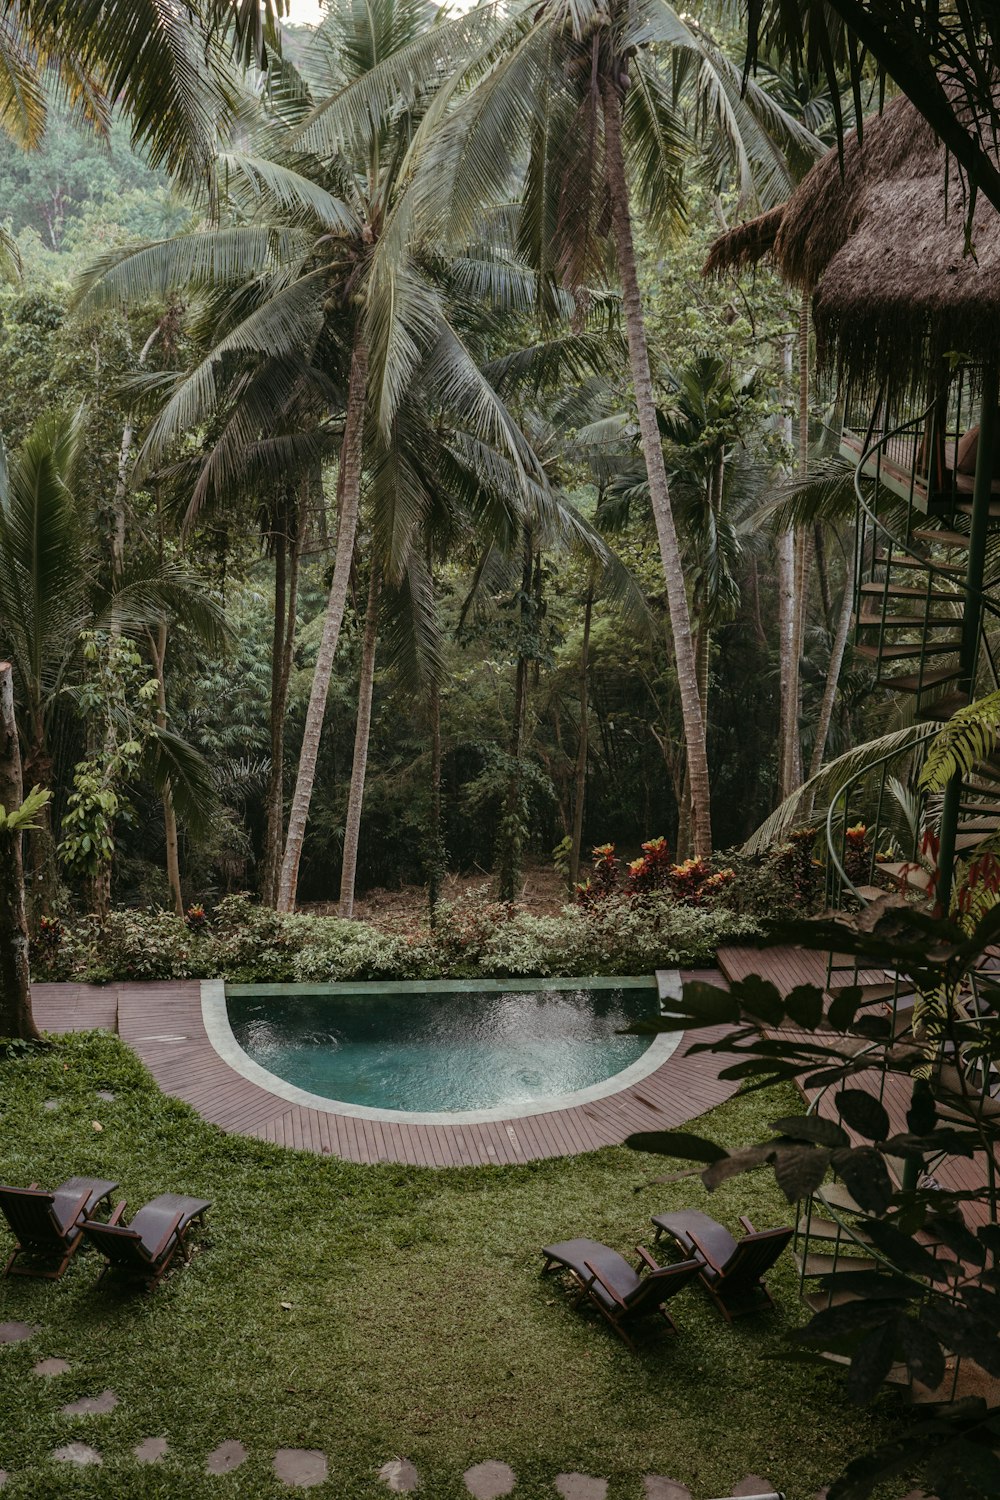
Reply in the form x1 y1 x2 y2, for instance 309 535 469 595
0 662 39 1042
148 622 184 918
808 534 856 782
277 331 368 912
112 320 163 588
496 531 533 901
338 565 381 919
262 488 302 906
428 671 443 921
601 78 712 858
777 334 800 797
568 584 594 888
427 553 445 923
788 293 813 787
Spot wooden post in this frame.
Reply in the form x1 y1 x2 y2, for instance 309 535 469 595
0 662 40 1041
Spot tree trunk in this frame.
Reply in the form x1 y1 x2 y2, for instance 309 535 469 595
0 663 39 1042
808 534 856 783
428 671 443 921
338 565 380 919
496 529 533 901
568 585 594 888
112 320 163 588
776 336 800 798
788 293 813 788
262 488 302 906
148 622 183 919
427 552 445 923
277 331 369 912
601 78 712 858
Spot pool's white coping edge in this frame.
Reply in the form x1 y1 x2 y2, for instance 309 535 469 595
200 979 683 1126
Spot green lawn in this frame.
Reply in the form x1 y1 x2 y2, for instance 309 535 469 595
0 1033 904 1499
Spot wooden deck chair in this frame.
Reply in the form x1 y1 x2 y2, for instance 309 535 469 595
651 1210 792 1322
81 1193 211 1290
1 1177 119 1280
541 1237 701 1350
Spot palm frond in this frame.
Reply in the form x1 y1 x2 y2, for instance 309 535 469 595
742 723 940 856
144 726 217 836
74 227 312 311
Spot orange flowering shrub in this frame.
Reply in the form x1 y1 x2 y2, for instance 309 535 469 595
577 837 736 908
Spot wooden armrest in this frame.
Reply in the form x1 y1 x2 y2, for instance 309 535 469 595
108 1200 127 1225
143 1210 185 1264
634 1245 660 1272
686 1228 726 1273
582 1259 628 1308
738 1215 756 1235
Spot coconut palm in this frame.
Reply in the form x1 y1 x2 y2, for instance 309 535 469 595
0 1 294 182
76 0 618 910
384 0 823 857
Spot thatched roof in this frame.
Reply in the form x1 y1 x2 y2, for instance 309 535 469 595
705 93 1000 389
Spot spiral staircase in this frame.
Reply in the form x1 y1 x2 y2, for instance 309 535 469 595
789 390 1000 1394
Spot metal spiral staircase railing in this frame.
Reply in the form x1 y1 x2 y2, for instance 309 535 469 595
791 399 1000 1389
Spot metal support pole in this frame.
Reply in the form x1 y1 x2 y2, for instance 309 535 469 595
936 360 999 915
907 364 1000 1197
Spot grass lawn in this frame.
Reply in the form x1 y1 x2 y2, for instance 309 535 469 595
0 1032 906 1499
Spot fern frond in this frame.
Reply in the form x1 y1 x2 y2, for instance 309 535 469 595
919 692 1000 791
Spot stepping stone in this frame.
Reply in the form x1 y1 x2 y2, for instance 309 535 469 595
0 1470 6 1487
0 1322 35 1345
43 1099 59 1111
135 1437 169 1464
379 1457 419 1492
52 1443 101 1466
644 1481 693 1500
274 1449 328 1488
464 1460 516 1498
61 1389 118 1416
732 1479 776 1497
206 1441 248 1475
555 1476 608 1500
96 1090 115 1102
33 1358 71 1377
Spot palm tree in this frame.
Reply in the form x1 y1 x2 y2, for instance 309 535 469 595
0 1 292 185
0 660 44 1041
404 0 822 857
77 0 569 911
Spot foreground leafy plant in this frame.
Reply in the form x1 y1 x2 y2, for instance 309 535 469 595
626 902 1000 1499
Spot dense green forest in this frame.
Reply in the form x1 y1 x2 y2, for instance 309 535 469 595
0 5 866 932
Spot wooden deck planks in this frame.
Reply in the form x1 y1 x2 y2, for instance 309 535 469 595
33 972 742 1168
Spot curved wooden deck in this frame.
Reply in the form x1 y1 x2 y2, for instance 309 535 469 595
31 972 738 1167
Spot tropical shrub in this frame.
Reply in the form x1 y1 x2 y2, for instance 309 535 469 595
30 887 760 985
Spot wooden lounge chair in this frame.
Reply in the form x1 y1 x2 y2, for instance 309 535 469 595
651 1209 792 1321
1 1177 119 1280
541 1237 701 1349
81 1193 211 1289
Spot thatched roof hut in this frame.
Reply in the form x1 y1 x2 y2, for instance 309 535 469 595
706 93 1000 391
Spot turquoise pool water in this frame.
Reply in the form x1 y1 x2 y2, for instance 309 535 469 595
225 982 658 1112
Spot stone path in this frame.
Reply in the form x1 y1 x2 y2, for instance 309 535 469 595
206 1440 248 1474
0 1322 35 1346
0 1325 932 1496
134 1437 168 1464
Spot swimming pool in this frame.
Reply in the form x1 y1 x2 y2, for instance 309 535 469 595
207 978 677 1123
